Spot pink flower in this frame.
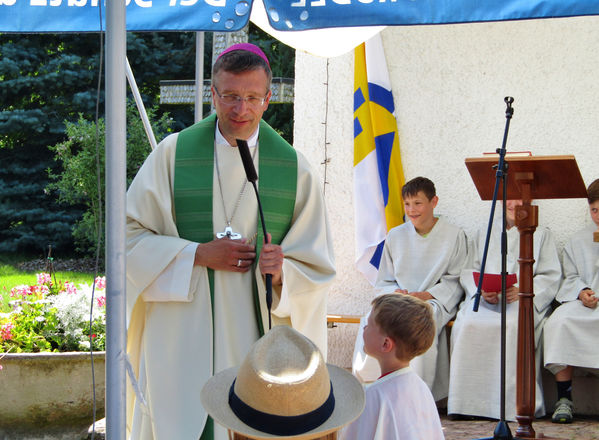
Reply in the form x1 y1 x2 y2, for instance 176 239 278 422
95 276 106 290
10 285 32 298
36 272 52 286
63 282 77 295
96 295 106 308
30 284 49 299
0 323 15 341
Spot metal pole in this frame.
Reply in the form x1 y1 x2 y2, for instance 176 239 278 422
126 57 158 150
105 0 127 438
195 32 204 123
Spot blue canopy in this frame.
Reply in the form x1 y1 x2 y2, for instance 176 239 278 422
1 0 598 33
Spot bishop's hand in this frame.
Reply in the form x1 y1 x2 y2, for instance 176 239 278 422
194 238 256 272
259 233 284 286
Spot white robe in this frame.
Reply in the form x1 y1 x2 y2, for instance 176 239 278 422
125 129 336 440
448 218 561 421
544 223 599 374
352 217 468 401
340 367 444 440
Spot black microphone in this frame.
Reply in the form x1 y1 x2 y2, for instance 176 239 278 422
237 138 258 183
236 139 272 330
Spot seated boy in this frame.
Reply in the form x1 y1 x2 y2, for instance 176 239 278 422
342 294 443 440
448 200 561 421
353 176 467 401
544 178 599 423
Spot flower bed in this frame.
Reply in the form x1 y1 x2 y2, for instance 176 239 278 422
0 273 106 354
0 274 106 436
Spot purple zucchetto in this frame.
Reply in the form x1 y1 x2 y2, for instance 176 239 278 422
216 43 270 68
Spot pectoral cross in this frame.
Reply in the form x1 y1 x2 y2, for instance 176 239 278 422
216 226 242 240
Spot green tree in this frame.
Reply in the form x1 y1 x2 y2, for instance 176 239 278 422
0 148 80 254
0 34 102 254
252 25 295 144
48 102 173 256
0 32 196 255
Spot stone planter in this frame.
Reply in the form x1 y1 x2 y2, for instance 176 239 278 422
0 351 105 439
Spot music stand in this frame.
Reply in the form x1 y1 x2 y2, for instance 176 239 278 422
466 154 587 439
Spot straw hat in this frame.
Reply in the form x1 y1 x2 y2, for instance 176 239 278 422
201 325 365 439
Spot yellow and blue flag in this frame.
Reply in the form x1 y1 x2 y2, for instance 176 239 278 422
353 33 405 285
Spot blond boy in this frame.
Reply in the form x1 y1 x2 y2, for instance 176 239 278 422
343 294 443 440
448 199 561 421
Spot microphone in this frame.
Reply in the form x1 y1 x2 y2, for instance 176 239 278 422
236 139 272 330
237 138 258 183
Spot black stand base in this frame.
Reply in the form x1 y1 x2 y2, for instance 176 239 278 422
475 420 516 440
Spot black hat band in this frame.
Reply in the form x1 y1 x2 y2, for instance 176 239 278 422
228 379 335 436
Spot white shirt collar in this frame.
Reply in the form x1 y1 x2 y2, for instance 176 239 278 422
367 366 412 388
214 118 259 148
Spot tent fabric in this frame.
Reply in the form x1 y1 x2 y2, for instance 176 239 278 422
260 0 599 31
0 1 251 33
2 0 598 33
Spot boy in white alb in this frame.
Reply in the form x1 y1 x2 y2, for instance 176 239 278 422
342 294 443 440
448 200 561 421
544 178 599 424
353 177 468 401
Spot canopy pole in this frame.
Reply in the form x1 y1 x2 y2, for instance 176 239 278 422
105 0 127 438
195 32 204 123
126 57 158 150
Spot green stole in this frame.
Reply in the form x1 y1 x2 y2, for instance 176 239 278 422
173 113 297 439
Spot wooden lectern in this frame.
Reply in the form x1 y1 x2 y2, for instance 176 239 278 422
465 155 587 439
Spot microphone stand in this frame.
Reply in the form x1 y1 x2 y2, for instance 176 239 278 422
473 97 519 440
236 139 273 330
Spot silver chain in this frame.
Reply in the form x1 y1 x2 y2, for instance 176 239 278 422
213 141 257 229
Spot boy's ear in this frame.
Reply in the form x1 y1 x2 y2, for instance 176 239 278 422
431 195 439 208
381 336 395 353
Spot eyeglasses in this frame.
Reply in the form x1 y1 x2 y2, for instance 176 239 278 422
213 86 269 108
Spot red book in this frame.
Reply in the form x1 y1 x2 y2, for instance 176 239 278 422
473 271 517 292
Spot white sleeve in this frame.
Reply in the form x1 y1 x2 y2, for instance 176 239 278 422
428 228 468 311
531 229 562 313
374 237 400 294
141 243 198 302
556 236 591 303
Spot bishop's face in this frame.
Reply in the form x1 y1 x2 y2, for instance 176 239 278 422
212 68 271 147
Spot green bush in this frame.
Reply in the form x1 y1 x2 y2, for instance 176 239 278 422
47 101 173 256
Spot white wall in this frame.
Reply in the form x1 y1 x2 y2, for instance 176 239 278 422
293 16 599 367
